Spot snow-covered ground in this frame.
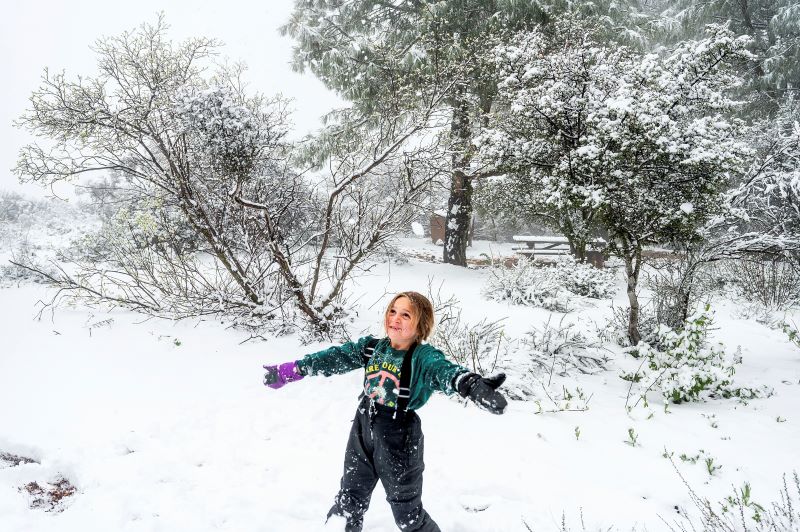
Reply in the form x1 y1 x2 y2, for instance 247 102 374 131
1 235 799 531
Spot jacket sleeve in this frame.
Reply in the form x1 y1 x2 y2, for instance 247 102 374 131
414 344 469 396
296 336 372 377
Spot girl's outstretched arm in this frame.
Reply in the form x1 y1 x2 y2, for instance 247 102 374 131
296 336 373 377
413 346 507 414
262 336 374 391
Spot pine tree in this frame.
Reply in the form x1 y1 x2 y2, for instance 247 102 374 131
651 0 800 115
281 0 645 265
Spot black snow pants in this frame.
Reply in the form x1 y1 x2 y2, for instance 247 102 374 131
326 396 440 532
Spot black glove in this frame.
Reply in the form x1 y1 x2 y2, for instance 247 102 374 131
456 372 508 415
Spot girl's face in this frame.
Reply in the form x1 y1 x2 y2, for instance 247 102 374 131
385 296 418 350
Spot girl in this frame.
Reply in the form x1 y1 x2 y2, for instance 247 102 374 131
263 291 507 532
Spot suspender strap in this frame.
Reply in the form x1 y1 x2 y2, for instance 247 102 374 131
396 342 417 412
361 337 381 367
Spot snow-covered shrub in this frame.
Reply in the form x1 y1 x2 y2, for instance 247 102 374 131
484 258 616 312
623 306 741 404
499 318 607 402
552 256 618 299
717 257 800 313
0 193 87 245
779 320 800 350
644 256 714 331
432 315 508 375
0 240 54 286
0 192 95 286
0 191 37 226
482 259 573 311
522 318 607 377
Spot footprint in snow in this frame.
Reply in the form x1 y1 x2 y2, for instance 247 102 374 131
459 494 492 513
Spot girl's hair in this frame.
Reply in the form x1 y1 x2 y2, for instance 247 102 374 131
384 291 435 341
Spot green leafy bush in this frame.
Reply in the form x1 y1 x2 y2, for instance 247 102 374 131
624 305 741 404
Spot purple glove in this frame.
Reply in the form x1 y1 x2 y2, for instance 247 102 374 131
263 361 304 389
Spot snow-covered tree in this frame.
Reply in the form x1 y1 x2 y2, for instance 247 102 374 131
757 98 800 254
13 17 435 336
730 95 800 260
14 17 292 317
475 22 614 259
479 24 753 344
651 0 800 115
281 0 647 266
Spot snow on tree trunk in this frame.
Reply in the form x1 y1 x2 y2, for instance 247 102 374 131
444 91 473 267
624 248 643 346
444 171 472 266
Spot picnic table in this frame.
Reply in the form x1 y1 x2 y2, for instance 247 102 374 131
512 235 607 267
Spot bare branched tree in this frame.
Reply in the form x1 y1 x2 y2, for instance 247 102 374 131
234 93 453 334
12 16 293 322
13 16 454 337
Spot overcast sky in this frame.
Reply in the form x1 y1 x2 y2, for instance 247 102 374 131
0 0 342 199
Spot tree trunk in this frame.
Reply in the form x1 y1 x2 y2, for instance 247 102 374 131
570 239 587 262
622 241 643 345
178 189 263 306
444 90 473 266
678 287 692 326
677 258 700 326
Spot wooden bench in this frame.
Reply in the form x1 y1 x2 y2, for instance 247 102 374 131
512 235 607 267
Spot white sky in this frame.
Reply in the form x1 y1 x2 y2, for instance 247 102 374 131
0 0 343 199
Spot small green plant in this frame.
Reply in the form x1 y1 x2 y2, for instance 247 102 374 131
705 456 722 476
625 428 639 447
677 448 724 476
680 452 701 464
779 320 800 349
676 449 724 476
721 482 765 523
574 426 581 440
563 386 574 402
173 338 182 347
620 371 642 383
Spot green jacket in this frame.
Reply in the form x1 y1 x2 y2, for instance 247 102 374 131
296 336 468 411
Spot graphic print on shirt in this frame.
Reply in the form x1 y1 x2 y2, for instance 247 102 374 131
364 353 404 408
